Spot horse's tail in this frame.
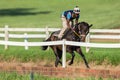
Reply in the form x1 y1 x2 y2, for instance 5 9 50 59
41 32 54 50
41 43 48 50
41 38 50 50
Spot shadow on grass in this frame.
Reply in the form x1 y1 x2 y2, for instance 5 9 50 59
0 8 52 16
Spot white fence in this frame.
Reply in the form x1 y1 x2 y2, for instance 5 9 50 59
0 25 120 50
0 25 60 49
0 39 120 68
87 29 120 52
0 25 120 68
90 29 120 39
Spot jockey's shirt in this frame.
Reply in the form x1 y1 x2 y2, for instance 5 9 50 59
62 10 80 21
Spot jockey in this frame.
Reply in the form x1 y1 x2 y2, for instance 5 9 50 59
58 6 80 39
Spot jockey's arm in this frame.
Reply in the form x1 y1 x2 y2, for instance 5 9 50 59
66 20 74 32
75 19 78 24
66 20 71 28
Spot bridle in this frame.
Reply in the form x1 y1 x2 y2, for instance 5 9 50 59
72 29 81 38
70 25 87 39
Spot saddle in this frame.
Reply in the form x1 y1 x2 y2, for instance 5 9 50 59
53 28 70 39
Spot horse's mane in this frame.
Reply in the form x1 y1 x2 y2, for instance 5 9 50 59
52 21 90 40
75 22 89 27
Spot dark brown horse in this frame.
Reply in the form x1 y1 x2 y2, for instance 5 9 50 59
42 22 92 68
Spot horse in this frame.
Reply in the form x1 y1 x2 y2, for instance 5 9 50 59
42 22 92 68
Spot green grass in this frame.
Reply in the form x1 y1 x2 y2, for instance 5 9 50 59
0 0 120 28
85 48 120 65
0 0 120 66
0 72 117 80
0 72 67 80
0 46 55 62
0 46 120 66
0 1 120 79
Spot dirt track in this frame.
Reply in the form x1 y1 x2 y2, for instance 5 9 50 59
0 62 120 78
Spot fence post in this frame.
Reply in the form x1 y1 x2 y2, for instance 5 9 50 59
86 33 90 53
62 39 66 68
4 25 9 50
45 26 49 40
45 26 50 50
24 33 28 50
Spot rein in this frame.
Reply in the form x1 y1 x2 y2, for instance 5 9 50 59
73 30 81 38
70 27 81 38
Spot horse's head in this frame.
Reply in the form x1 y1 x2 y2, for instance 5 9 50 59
75 22 92 42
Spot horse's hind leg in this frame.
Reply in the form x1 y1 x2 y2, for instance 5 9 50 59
55 56 62 67
52 47 61 67
76 48 90 68
57 48 62 65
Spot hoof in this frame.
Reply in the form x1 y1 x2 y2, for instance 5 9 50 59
68 62 73 65
87 66 90 69
55 64 58 67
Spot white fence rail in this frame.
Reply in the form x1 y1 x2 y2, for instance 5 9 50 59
90 29 120 33
90 29 120 39
90 35 120 39
0 25 120 39
86 29 120 52
0 25 120 50
0 25 60 32
0 33 46 38
0 25 60 49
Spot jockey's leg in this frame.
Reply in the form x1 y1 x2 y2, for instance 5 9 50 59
58 17 68 39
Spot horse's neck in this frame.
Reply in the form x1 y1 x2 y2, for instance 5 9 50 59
64 29 80 41
63 29 71 37
72 28 81 40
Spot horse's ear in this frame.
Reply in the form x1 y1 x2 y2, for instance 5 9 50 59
89 24 93 28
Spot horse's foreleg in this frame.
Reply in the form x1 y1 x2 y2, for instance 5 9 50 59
69 52 75 65
76 48 90 68
52 47 59 67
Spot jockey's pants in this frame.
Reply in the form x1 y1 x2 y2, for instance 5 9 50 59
58 17 71 39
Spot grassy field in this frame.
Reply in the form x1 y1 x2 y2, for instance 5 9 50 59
0 0 120 28
0 0 120 65
0 72 117 80
0 46 120 66
0 0 120 79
